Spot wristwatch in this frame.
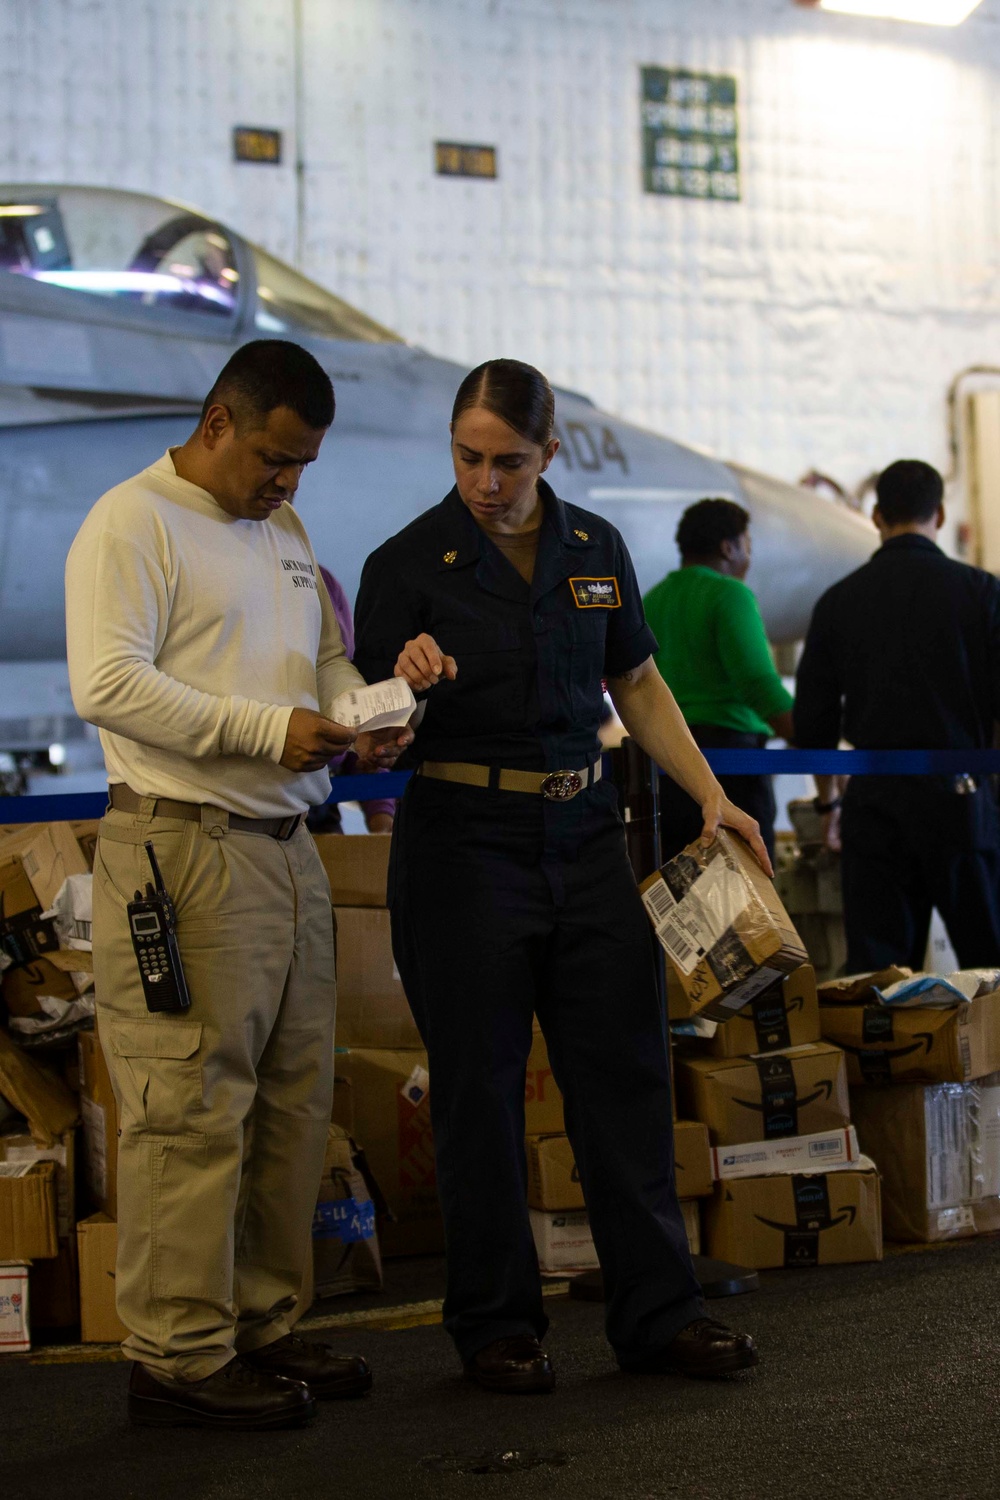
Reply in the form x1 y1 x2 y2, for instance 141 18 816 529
813 795 842 814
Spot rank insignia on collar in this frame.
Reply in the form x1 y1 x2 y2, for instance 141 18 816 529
569 576 621 609
443 550 458 563
573 529 589 541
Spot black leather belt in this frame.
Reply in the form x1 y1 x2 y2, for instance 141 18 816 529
108 783 303 840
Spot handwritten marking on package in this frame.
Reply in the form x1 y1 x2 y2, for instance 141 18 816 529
642 859 749 975
330 678 417 733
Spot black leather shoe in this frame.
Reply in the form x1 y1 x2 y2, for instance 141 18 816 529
630 1318 758 1379
128 1357 316 1429
463 1336 555 1394
243 1332 373 1399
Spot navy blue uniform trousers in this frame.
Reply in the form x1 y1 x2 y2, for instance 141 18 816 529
388 772 705 1366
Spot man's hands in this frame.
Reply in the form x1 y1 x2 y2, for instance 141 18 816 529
394 633 457 692
355 725 415 770
700 793 774 879
280 707 356 773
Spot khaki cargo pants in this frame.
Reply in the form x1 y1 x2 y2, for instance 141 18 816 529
92 804 335 1380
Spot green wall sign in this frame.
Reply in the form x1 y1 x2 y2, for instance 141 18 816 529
641 68 740 202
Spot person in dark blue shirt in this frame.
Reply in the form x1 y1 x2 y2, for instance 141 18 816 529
355 359 764 1395
795 459 1000 971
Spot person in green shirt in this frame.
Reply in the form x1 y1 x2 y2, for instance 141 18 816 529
643 498 794 862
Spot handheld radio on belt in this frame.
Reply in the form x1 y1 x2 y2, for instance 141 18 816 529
127 841 191 1014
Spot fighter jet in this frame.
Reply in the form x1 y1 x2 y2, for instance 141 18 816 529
0 184 873 755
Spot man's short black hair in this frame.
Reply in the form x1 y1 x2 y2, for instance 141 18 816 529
201 340 335 431
875 460 943 526
676 498 750 561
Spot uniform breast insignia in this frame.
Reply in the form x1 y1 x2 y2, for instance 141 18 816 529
443 550 458 563
573 529 589 541
569 576 622 609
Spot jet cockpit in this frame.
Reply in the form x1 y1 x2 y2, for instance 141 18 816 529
0 185 400 344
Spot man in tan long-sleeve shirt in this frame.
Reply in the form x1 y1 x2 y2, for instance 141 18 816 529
66 340 408 1430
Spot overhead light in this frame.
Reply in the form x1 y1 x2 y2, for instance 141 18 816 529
0 204 45 217
797 0 983 22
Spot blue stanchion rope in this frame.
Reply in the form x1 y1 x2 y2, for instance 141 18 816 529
2 751 1000 825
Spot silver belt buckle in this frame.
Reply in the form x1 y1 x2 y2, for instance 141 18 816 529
541 769 584 802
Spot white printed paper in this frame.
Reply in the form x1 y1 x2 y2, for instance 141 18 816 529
45 874 94 949
330 678 416 734
8 991 96 1036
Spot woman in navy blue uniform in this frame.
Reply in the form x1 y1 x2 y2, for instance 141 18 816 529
354 360 767 1393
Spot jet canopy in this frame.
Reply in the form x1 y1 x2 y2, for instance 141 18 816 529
0 185 401 343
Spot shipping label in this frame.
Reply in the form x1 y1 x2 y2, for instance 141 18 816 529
642 859 748 976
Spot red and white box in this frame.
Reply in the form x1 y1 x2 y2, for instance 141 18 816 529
0 1262 30 1353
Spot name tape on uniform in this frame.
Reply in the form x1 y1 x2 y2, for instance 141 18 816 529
569 577 621 609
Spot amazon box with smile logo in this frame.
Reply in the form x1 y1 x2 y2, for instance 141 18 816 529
676 1042 850 1147
704 1161 882 1269
819 990 1000 1085
707 965 820 1059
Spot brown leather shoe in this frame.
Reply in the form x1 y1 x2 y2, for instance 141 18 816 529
629 1317 759 1379
243 1332 373 1399
463 1335 555 1394
128 1357 316 1429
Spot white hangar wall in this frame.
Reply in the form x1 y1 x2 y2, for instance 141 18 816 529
2 0 1000 496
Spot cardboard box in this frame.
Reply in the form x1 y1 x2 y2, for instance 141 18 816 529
820 992 1000 1085
0 1160 58 1259
31 1120 80 1322
71 821 100 872
704 1163 882 1269
682 1197 701 1256
851 1076 1000 1242
78 1029 119 1216
673 1119 713 1199
333 1048 442 1257
711 1127 861 1181
707 966 821 1059
526 1134 580 1211
818 968 911 1005
0 823 89 911
312 1125 383 1298
315 834 390 907
0 856 60 967
0 1262 30 1352
3 953 95 1044
530 1198 701 1274
0 1028 79 1146
640 830 808 1023
0 1129 76 1237
3 952 91 1018
76 1213 128 1343
526 1121 710 1212
524 1027 564 1136
677 1042 851 1147
333 907 421 1050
